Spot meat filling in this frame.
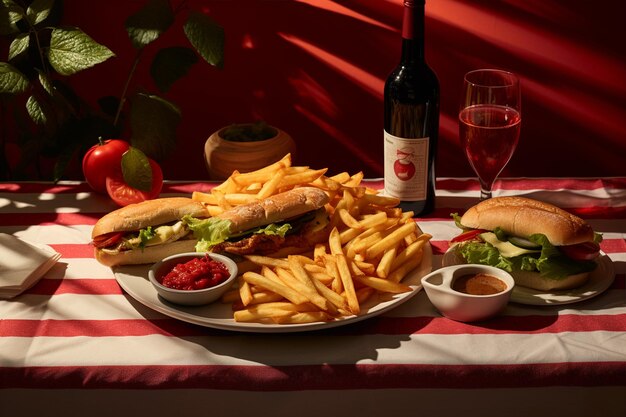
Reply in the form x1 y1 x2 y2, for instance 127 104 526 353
212 234 308 255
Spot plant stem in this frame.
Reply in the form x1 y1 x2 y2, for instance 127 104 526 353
24 14 48 178
0 102 9 180
26 18 50 76
114 48 143 127
113 0 187 128
173 0 189 14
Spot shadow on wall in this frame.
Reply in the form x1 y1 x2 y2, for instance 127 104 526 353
53 0 626 180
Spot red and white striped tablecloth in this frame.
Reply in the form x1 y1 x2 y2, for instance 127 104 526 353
1 178 625 417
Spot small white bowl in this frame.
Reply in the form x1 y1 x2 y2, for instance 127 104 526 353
421 264 514 322
149 252 238 306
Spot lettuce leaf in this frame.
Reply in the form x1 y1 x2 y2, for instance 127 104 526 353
138 226 155 249
594 232 603 244
182 215 233 252
456 233 597 279
527 234 597 278
451 213 466 230
254 223 291 237
182 215 293 252
457 241 515 272
493 227 508 242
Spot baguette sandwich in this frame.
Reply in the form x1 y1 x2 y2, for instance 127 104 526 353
448 196 602 291
92 197 210 267
183 186 330 257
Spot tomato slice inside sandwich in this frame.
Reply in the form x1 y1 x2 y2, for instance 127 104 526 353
450 229 488 244
92 232 125 249
559 241 601 261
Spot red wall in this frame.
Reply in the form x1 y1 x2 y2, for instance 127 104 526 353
36 0 626 179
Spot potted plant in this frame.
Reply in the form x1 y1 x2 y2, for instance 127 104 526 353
0 0 224 182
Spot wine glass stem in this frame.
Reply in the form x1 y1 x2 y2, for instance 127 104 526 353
479 178 493 200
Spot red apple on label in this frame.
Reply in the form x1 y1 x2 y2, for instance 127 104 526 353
394 159 415 181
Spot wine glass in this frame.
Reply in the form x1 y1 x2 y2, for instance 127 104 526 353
459 69 521 200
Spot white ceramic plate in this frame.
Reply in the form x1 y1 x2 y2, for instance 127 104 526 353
442 247 615 306
114 243 432 333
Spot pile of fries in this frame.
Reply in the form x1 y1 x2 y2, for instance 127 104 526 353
192 154 431 324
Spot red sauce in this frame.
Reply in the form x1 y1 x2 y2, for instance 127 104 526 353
161 255 230 291
452 273 507 295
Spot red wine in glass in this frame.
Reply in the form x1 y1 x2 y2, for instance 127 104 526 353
459 69 521 200
459 104 521 194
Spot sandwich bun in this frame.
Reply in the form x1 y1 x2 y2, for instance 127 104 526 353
205 187 331 259
460 196 593 246
92 197 209 238
216 186 329 233
92 190 329 268
508 269 590 291
96 239 198 267
455 196 597 291
92 197 210 267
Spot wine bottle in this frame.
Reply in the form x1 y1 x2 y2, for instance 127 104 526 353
383 0 439 216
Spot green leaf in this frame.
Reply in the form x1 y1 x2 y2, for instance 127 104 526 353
138 226 156 249
182 215 233 252
9 33 29 60
36 71 80 123
450 212 469 231
0 62 29 93
129 93 180 161
254 223 292 237
0 0 24 35
124 0 173 49
121 146 152 191
593 232 603 244
150 46 198 92
26 95 47 125
48 27 115 76
183 11 224 69
26 0 54 26
457 241 515 272
38 70 54 95
493 227 508 241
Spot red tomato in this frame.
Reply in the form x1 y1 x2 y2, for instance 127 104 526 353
450 229 488 244
105 159 163 207
559 242 600 261
92 232 125 249
82 139 130 193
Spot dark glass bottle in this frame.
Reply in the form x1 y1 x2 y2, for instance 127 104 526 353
383 0 439 216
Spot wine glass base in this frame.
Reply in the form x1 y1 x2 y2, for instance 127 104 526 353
480 188 492 200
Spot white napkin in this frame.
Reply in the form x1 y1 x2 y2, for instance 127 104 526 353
0 233 61 299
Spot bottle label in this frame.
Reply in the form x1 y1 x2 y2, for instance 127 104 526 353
383 130 428 201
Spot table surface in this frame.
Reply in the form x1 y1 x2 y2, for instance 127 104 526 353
1 177 625 417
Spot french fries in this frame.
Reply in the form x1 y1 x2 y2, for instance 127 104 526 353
193 154 432 324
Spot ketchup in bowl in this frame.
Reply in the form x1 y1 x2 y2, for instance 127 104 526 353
161 255 230 291
149 252 237 306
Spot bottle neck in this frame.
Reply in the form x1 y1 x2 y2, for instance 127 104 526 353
400 0 425 64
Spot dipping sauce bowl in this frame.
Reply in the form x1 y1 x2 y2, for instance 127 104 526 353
149 252 238 306
421 264 515 322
